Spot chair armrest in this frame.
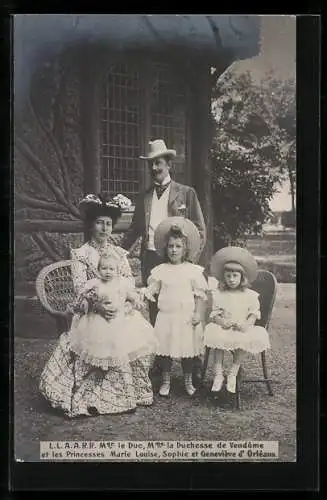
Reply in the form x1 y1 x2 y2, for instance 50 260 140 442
36 260 77 317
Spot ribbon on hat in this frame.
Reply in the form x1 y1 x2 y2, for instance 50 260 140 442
170 223 187 237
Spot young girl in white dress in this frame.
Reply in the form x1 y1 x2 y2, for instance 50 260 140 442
69 253 156 370
204 246 271 395
141 217 208 397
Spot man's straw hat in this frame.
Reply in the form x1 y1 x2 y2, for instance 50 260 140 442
140 139 176 161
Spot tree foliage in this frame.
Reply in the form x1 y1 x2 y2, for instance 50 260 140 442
210 69 296 248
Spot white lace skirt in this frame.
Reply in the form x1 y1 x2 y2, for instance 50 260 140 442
154 309 204 359
204 323 270 354
69 311 157 369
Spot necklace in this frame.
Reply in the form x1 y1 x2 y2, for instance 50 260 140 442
89 238 112 255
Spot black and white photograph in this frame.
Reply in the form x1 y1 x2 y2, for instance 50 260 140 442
13 14 297 464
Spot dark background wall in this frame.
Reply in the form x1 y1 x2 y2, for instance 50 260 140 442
15 47 84 293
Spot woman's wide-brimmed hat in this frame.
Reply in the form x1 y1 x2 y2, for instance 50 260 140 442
154 216 201 262
140 139 177 161
210 246 258 283
78 193 132 222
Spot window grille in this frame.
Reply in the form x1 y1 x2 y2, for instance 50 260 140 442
100 62 141 202
100 60 188 199
150 62 187 184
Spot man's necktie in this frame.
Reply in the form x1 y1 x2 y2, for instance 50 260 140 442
155 182 171 199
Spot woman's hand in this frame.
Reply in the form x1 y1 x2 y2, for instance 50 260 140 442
65 304 75 316
73 298 89 315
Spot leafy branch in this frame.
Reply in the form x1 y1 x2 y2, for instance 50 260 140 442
210 69 296 247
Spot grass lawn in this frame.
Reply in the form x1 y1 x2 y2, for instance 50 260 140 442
14 283 296 463
246 232 296 283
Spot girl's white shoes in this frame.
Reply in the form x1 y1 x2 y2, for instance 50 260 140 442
211 373 224 392
184 373 196 396
211 371 237 394
159 373 196 397
226 374 237 393
159 382 170 397
159 372 171 397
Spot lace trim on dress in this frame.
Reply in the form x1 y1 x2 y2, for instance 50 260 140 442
70 342 156 370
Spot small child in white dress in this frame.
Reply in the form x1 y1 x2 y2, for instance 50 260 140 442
69 254 156 369
204 246 271 395
141 217 208 397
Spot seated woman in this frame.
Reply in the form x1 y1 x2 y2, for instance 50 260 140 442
39 193 157 418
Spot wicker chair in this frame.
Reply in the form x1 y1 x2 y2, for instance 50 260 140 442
201 269 277 409
36 260 77 334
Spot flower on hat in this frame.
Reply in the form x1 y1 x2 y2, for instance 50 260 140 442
79 193 132 211
82 194 102 205
111 194 132 211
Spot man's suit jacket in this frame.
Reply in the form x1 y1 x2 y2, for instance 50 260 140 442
121 181 207 272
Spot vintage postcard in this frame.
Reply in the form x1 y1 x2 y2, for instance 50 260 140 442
13 14 300 470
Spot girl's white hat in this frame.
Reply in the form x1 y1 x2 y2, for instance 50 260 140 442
154 216 201 262
210 246 258 283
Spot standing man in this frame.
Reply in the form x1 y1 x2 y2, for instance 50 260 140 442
121 139 206 385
